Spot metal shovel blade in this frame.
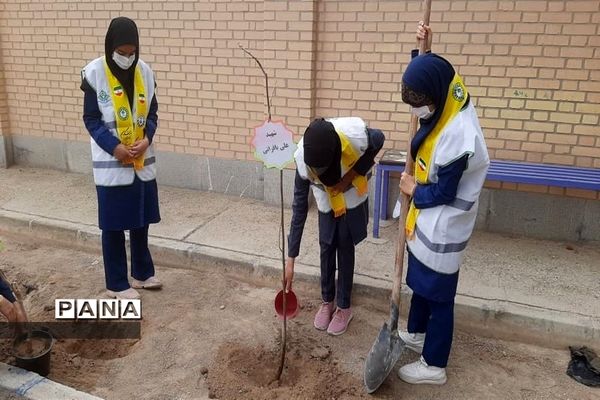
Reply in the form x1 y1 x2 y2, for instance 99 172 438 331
363 321 406 394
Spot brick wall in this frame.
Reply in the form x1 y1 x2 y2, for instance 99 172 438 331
0 49 8 136
0 0 598 198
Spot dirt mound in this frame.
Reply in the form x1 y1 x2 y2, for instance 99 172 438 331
61 339 137 360
1 337 137 391
0 251 137 391
2 234 597 400
207 339 369 400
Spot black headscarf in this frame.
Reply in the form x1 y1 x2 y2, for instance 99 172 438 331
303 118 341 187
402 53 461 160
105 17 139 107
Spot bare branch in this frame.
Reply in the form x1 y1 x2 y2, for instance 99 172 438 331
239 44 272 121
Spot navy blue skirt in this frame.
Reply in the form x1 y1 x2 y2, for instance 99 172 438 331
406 250 459 303
96 175 161 231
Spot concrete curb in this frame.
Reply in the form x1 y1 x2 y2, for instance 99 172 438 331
0 363 103 400
1 208 598 350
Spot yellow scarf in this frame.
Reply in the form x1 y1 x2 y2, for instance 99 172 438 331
103 59 148 171
309 130 368 218
406 74 469 238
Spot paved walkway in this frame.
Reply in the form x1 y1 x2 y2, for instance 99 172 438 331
0 166 599 348
0 363 102 400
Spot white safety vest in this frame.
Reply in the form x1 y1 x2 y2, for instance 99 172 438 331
82 57 157 186
295 117 370 213
407 103 490 274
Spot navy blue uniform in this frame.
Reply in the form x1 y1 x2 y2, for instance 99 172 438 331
288 128 385 308
82 79 160 291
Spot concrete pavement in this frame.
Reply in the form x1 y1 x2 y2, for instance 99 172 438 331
0 166 599 349
0 363 103 400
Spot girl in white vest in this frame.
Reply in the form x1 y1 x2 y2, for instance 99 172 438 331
396 23 490 384
81 17 162 300
284 118 385 336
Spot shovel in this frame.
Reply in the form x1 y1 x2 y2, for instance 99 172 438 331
363 0 432 393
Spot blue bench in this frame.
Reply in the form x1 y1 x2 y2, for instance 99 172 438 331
372 149 407 238
486 160 600 191
372 154 600 238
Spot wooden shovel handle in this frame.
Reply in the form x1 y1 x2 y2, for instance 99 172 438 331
391 0 433 309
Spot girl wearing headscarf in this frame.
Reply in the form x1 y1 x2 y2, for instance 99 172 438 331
396 23 490 384
81 17 161 299
284 117 385 336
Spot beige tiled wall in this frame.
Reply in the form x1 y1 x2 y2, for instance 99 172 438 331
0 0 598 198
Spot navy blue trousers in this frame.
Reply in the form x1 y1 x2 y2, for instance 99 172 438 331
407 291 455 368
102 226 155 291
319 218 355 309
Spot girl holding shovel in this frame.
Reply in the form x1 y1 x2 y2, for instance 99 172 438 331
396 22 490 384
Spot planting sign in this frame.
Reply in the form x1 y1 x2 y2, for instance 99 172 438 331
252 120 297 169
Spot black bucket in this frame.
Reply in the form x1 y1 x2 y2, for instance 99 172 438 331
12 329 54 377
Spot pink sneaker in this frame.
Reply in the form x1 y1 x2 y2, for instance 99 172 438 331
132 276 163 290
327 307 353 336
313 302 335 330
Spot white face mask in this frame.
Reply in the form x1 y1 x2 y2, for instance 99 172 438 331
412 105 435 120
112 52 135 70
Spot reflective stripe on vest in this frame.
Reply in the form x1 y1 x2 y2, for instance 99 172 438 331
406 104 490 274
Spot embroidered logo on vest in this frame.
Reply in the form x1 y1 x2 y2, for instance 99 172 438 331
452 82 466 102
137 116 146 127
138 94 146 104
98 90 110 104
118 107 129 121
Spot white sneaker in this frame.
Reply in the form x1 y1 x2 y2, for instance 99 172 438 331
106 287 141 300
398 330 425 353
131 276 163 290
398 356 447 385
